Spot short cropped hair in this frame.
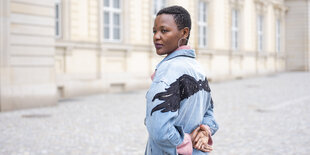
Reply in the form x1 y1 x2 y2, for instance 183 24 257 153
157 5 191 41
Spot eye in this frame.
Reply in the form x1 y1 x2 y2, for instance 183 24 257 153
161 29 168 33
153 30 157 34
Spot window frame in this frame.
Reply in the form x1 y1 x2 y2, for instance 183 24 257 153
55 0 61 39
198 1 208 48
231 9 239 51
102 0 122 42
153 0 166 17
257 14 263 52
275 18 281 52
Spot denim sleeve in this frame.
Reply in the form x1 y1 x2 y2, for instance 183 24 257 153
202 94 219 135
146 81 185 154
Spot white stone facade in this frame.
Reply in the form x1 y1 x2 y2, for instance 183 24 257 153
1 0 306 111
285 0 310 71
0 0 58 111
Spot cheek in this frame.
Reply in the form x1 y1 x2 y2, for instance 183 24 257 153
166 35 179 47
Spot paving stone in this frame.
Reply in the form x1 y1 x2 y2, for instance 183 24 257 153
0 72 309 155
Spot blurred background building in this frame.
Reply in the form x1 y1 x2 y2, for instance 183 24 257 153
0 0 309 111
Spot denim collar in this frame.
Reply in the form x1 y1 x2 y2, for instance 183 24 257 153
156 47 196 70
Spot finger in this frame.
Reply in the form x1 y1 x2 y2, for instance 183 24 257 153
205 147 213 152
200 146 208 152
193 126 201 133
203 132 209 141
200 130 209 137
194 138 202 149
194 139 199 148
197 140 203 150
191 126 200 137
194 132 204 143
199 145 212 152
204 145 213 152
200 144 211 152
194 132 202 143
191 126 201 142
195 138 206 149
200 124 208 131
200 125 210 136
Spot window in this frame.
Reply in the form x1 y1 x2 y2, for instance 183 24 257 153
275 19 280 52
153 0 166 17
257 15 263 52
198 1 207 48
103 0 122 41
231 9 239 50
55 0 61 38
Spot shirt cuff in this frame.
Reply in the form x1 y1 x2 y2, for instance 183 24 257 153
177 133 193 155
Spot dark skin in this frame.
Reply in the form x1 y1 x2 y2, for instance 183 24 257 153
191 125 213 152
153 14 189 55
153 14 212 152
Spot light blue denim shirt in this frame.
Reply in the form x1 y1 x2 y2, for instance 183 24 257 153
145 47 219 155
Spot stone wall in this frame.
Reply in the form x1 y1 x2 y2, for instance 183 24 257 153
285 0 309 71
0 0 57 111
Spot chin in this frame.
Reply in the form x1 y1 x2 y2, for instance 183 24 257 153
156 49 166 55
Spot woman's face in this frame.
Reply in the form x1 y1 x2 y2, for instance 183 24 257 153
153 14 183 55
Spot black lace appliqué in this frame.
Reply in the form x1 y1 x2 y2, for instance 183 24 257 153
151 74 211 116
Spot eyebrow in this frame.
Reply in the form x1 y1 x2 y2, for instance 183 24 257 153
153 25 168 29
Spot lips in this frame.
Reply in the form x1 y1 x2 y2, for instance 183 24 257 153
155 43 163 49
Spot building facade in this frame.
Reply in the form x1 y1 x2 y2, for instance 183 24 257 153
0 0 303 111
285 0 310 71
0 0 58 111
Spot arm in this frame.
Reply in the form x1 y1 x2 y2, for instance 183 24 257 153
177 90 219 154
191 95 218 152
202 97 219 135
145 81 185 154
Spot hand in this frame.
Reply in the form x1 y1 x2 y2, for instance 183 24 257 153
194 135 213 152
193 125 212 152
189 126 200 143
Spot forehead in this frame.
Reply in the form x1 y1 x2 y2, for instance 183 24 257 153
154 14 177 28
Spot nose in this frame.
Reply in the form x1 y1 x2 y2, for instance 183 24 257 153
153 31 160 41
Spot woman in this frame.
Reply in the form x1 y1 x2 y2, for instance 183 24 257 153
145 6 218 155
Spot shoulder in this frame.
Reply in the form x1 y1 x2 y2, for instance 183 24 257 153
155 57 205 84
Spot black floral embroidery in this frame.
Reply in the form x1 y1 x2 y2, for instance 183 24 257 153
151 74 211 116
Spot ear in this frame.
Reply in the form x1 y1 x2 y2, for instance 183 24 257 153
182 27 190 38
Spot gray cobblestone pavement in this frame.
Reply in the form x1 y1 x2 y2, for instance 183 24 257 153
0 72 310 155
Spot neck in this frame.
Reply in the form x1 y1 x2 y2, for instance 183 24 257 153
176 45 191 51
166 45 192 56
